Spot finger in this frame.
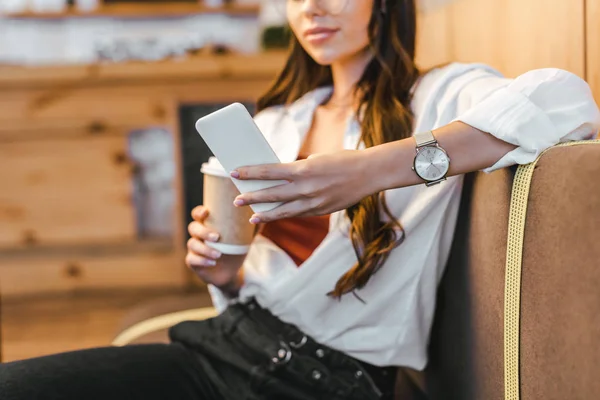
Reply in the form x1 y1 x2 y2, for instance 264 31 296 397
187 238 222 260
231 162 296 181
188 221 220 242
191 206 208 222
234 181 298 206
185 252 217 268
249 200 314 224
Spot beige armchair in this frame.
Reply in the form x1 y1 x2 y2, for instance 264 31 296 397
114 141 600 400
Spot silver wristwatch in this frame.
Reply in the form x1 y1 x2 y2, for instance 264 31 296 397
412 131 450 186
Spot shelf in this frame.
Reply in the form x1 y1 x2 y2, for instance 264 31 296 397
3 2 260 20
0 52 287 89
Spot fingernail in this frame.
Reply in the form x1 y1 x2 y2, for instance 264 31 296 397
211 250 222 259
233 199 245 207
249 216 261 225
230 171 240 179
205 260 217 267
208 233 220 242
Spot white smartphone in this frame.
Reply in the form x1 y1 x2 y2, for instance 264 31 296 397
195 102 287 213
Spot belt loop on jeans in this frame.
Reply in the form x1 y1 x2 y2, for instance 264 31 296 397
289 335 308 349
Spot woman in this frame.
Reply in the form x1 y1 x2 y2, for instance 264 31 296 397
1 0 598 399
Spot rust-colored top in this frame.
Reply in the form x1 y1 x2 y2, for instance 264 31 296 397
259 214 331 266
258 154 330 266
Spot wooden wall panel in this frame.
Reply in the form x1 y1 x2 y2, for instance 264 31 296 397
0 90 169 137
417 0 585 78
0 80 273 139
0 92 161 128
0 53 286 299
416 0 453 70
0 136 136 249
0 249 184 298
587 0 600 102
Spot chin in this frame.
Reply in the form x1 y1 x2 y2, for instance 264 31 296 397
305 48 342 66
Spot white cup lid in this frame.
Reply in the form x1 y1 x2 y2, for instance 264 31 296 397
200 156 229 178
205 242 250 255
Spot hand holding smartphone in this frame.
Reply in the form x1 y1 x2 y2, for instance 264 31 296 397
195 103 288 214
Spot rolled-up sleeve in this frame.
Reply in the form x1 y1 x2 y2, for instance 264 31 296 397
207 284 236 313
454 68 600 172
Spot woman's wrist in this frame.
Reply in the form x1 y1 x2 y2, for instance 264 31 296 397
216 279 241 298
363 122 518 194
215 269 243 298
364 138 422 193
210 254 245 297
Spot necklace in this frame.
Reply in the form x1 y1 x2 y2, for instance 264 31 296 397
326 100 354 108
323 96 356 109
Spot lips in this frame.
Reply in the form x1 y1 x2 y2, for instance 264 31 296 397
303 27 340 44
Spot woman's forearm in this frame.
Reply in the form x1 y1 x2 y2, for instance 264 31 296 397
231 121 519 222
368 121 517 193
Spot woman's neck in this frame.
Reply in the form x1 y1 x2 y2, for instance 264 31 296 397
327 49 373 108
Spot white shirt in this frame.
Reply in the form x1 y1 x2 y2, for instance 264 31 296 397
208 62 600 370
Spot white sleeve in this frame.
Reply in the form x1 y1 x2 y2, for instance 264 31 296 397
207 284 237 314
451 68 600 172
207 232 295 313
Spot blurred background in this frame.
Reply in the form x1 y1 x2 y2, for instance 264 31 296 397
0 0 597 362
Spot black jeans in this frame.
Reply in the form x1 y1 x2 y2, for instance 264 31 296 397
0 299 396 400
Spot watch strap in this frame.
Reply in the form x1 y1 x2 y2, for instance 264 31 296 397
414 131 436 147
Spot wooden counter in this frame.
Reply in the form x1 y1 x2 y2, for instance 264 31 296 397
0 52 284 89
0 52 286 298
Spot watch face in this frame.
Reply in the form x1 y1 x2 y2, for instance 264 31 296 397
414 146 450 181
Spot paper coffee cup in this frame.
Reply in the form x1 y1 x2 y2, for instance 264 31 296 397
200 157 255 255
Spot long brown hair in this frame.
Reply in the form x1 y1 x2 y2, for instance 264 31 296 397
257 0 420 298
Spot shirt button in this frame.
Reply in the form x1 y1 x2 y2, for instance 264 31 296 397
312 370 322 380
315 349 325 358
355 370 363 378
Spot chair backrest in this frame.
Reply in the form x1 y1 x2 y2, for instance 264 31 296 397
423 143 600 399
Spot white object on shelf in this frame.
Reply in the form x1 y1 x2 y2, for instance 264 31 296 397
203 0 224 7
30 0 67 13
0 12 260 65
0 0 29 13
259 0 286 27
74 0 99 13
